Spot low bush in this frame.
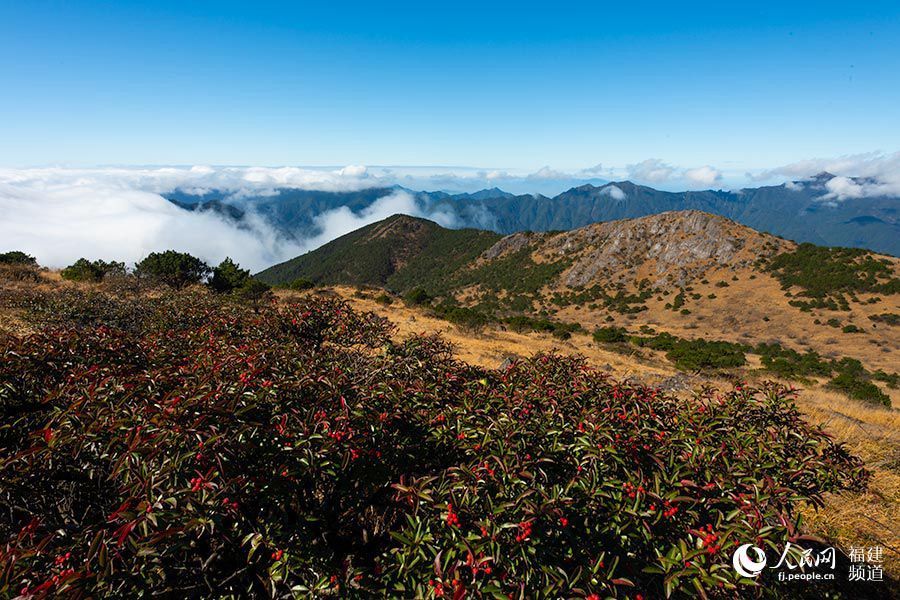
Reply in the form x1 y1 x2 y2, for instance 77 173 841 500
0 251 41 282
284 278 315 291
0 251 37 265
868 312 899 326
827 371 890 407
208 257 250 293
374 293 394 305
0 290 868 598
404 287 432 306
134 251 211 288
60 258 126 282
592 326 628 343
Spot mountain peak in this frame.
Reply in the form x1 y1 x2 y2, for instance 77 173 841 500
531 209 790 289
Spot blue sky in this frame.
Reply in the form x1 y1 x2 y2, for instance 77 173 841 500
2 0 899 180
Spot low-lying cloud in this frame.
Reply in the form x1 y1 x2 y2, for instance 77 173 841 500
599 184 626 200
0 167 455 272
749 151 900 200
625 160 722 188
2 156 896 272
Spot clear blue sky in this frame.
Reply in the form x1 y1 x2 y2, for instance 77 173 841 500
2 0 899 171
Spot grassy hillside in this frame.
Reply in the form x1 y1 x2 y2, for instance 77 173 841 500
252 211 900 410
255 214 500 289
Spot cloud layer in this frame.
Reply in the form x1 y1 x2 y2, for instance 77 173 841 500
0 168 454 271
2 155 896 272
749 151 900 200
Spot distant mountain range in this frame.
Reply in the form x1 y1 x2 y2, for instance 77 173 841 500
167 172 900 256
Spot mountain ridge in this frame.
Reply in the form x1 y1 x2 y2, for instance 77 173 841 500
169 173 900 256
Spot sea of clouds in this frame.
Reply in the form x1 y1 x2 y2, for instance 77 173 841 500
1 153 896 272
0 166 461 271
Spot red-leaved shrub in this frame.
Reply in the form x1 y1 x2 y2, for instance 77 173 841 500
0 289 868 598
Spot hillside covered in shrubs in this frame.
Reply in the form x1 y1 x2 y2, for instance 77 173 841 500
0 279 875 598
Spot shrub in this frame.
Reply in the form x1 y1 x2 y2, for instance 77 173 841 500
0 289 869 598
439 306 490 332
404 286 431 305
592 326 628 343
374 293 393 305
0 251 37 265
0 252 41 282
766 243 899 299
828 371 890 407
208 257 250 293
868 313 899 326
60 258 126 282
235 278 273 309
288 278 315 291
134 251 211 288
841 324 864 334
664 338 746 372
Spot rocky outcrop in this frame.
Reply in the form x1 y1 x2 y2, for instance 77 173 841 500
482 210 792 289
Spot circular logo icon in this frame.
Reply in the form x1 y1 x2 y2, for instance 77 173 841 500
733 544 767 578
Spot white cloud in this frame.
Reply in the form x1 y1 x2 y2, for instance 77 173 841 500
822 176 865 202
580 163 605 176
599 184 626 200
626 159 676 183
684 165 722 186
0 169 456 271
625 160 726 188
339 164 369 178
527 166 569 180
0 179 305 272
302 190 457 251
751 151 900 200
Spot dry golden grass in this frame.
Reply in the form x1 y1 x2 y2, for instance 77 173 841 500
554 267 899 378
792 386 900 576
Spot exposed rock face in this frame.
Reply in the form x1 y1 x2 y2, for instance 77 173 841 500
480 231 539 261
481 210 792 289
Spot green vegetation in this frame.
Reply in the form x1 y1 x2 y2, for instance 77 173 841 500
234 278 272 309
592 325 628 343
502 314 581 339
60 258 126 282
828 361 891 407
868 312 899 326
208 257 250 293
754 343 832 380
630 332 747 372
134 250 211 288
552 285 650 314
766 243 899 299
403 286 431 305
0 251 42 282
286 277 315 291
374 293 393 305
0 250 37 265
591 329 894 407
0 285 870 598
449 247 569 297
255 215 501 291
